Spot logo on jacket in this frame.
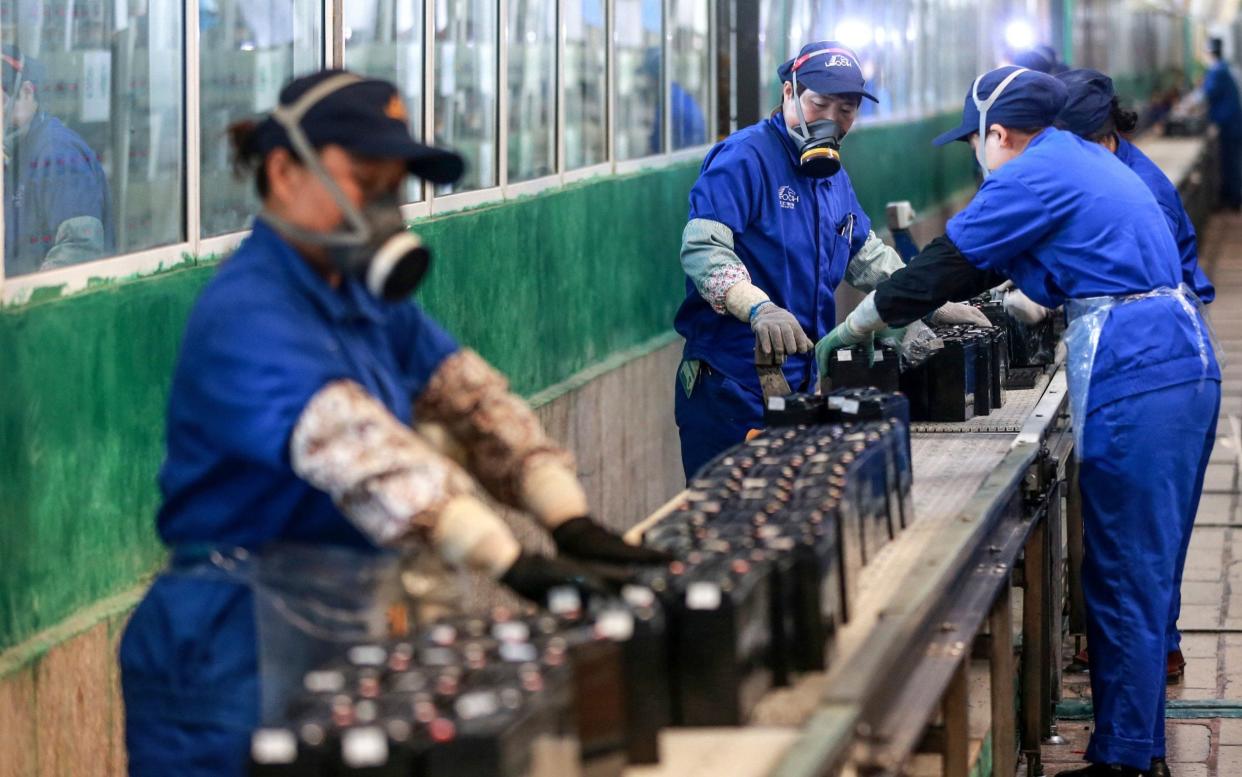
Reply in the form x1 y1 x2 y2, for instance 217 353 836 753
778 186 799 210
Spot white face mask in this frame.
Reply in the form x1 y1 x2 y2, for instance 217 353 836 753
971 67 1028 178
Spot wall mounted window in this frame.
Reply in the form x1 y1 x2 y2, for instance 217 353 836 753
199 0 323 237
507 0 557 182
435 0 499 194
667 0 710 149
614 0 663 160
2 0 184 278
563 0 607 169
344 0 426 203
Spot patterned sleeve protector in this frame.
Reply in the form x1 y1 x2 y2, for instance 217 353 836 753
291 379 477 546
414 349 576 509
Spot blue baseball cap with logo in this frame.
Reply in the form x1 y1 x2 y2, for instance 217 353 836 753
251 69 463 183
777 41 878 103
932 65 1068 146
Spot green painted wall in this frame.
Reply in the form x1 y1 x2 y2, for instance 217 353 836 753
0 114 976 657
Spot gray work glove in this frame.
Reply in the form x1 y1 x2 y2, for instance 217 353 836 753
928 301 992 328
1003 289 1052 325
751 302 814 363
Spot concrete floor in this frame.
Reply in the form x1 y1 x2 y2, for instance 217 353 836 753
1040 210 1242 776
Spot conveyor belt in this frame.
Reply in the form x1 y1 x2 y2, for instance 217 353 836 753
909 369 1052 433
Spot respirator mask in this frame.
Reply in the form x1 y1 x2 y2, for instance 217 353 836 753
262 72 431 301
786 51 846 178
971 67 1028 179
2 53 25 158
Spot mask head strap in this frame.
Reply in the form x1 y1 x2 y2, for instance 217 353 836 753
2 52 24 117
269 72 372 245
971 67 1028 178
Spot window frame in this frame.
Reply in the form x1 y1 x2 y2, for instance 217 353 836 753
0 0 721 304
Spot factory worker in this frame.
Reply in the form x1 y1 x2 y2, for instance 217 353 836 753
1054 67 1219 692
118 70 668 777
818 65 1219 777
673 41 988 478
1204 37 1242 209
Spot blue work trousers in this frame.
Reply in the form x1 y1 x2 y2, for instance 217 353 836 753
120 575 258 777
675 362 767 479
1080 379 1220 769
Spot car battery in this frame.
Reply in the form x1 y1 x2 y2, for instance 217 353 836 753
987 327 1008 408
648 557 773 726
976 299 1056 371
970 328 994 417
764 392 828 428
249 722 334 776
838 435 897 561
923 332 977 422
423 685 565 777
823 387 911 430
823 343 900 392
603 587 674 764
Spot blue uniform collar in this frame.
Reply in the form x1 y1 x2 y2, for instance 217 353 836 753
1114 136 1136 164
767 112 804 167
250 218 386 324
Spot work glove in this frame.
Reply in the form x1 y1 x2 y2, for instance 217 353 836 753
751 302 814 364
552 516 675 566
816 291 886 376
816 321 874 375
878 320 943 368
927 301 993 328
499 552 617 605
1002 288 1051 325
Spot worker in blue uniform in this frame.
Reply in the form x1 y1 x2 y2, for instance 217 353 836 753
1054 68 1218 691
818 65 1220 777
2 48 111 277
1204 37 1242 209
118 70 668 777
672 41 988 478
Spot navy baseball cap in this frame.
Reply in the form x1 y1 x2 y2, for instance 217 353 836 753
252 69 463 184
932 66 1068 146
1011 45 1058 74
1 47 45 93
777 41 878 103
1054 69 1114 138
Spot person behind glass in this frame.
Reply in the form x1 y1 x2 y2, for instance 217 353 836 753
2 48 111 277
1204 37 1242 209
643 48 708 153
118 69 669 777
672 40 988 479
819 65 1220 777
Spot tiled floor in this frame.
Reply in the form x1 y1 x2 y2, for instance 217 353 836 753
1041 210 1242 776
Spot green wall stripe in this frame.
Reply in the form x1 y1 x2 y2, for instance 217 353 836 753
0 114 975 652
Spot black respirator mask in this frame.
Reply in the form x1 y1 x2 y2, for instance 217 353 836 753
787 64 844 178
261 73 431 301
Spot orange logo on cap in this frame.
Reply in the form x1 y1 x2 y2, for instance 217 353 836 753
384 94 408 122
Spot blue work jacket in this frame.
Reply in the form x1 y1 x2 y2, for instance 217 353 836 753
157 218 459 551
947 128 1220 414
674 113 871 393
1204 61 1242 134
1116 137 1214 303
4 111 111 276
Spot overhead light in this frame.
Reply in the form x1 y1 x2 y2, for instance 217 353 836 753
1004 19 1037 51
834 18 872 50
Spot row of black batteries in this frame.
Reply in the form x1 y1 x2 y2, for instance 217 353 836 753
823 298 1057 422
249 389 914 777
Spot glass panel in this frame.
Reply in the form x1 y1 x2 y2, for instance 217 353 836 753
667 0 709 149
435 0 499 193
614 0 662 159
344 0 426 203
507 0 556 182
564 0 606 169
200 0 322 237
2 0 183 277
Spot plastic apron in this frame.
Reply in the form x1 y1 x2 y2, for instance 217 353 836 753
170 543 402 724
1064 283 1217 455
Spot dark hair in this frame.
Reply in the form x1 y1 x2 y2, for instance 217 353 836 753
227 119 272 198
1080 96 1138 142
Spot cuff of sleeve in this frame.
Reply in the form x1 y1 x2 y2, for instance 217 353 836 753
520 460 590 529
723 280 770 322
432 495 522 577
845 292 886 337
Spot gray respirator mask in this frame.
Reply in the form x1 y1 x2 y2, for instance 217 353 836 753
787 65 844 178
262 73 430 301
